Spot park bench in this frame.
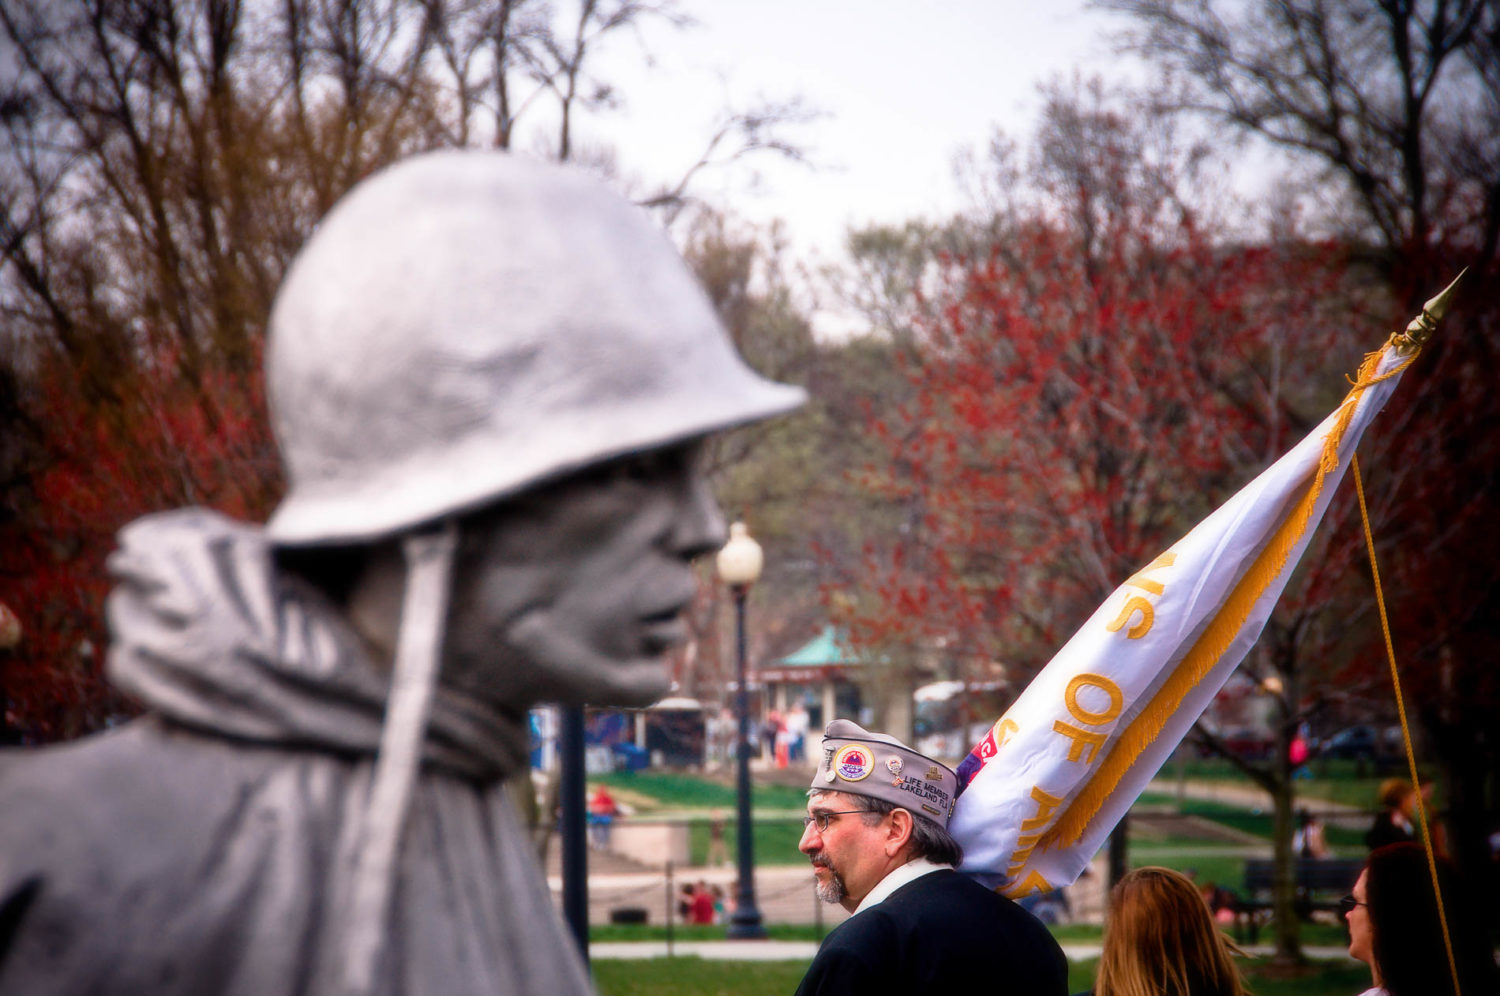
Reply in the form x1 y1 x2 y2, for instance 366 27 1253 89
1235 857 1363 943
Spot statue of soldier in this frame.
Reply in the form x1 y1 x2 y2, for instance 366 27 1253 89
0 152 803 994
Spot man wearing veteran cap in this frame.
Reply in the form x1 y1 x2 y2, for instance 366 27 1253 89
795 720 1067 995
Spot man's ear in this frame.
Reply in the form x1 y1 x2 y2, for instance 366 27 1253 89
883 808 915 858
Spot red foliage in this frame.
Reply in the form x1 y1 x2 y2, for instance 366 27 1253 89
0 343 280 740
1342 255 1500 742
828 215 1371 689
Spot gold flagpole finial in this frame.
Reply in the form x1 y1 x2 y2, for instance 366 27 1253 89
1392 268 1468 352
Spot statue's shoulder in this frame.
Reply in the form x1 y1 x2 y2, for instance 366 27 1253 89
0 720 246 869
0 720 243 990
0 722 170 849
0 719 289 918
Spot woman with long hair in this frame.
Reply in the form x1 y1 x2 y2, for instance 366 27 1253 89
1347 842 1498 996
1089 866 1247 996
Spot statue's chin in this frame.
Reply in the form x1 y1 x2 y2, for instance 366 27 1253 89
548 662 671 709
461 611 674 710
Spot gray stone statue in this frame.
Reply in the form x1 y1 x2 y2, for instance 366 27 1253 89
0 152 803 994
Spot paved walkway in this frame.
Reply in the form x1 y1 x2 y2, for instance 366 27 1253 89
552 857 1116 928
588 940 1356 961
550 865 855 929
1144 776 1366 814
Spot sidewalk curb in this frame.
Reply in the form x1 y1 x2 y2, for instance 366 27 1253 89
587 940 1356 961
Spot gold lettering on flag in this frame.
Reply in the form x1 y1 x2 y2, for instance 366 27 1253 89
1019 786 1064 831
1105 552 1176 639
1007 787 1066 877
1051 673 1124 764
999 869 1052 899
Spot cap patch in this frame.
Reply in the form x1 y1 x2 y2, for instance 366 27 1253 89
811 719 959 829
833 744 874 782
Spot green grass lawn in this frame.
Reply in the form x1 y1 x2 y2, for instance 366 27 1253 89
687 817 808 866
1137 792 1276 837
1163 757 1429 785
592 956 1370 995
1134 851 1246 891
593 957 808 995
596 770 810 812
591 769 813 865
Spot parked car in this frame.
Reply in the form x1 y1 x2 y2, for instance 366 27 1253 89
1318 724 1404 761
1018 889 1071 925
1314 723 1404 762
1320 725 1376 760
1218 727 1274 760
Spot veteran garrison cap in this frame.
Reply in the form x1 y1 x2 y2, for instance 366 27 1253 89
813 719 959 828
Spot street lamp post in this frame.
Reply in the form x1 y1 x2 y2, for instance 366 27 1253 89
716 521 767 940
559 705 589 964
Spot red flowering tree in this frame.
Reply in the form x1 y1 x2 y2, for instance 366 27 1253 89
829 85 1373 691
824 86 1396 960
1 341 279 740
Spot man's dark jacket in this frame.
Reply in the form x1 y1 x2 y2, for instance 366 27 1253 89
795 868 1068 995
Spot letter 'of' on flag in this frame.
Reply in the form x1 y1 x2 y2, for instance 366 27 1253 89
949 275 1462 897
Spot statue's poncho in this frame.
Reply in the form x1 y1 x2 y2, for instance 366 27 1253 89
0 509 590 995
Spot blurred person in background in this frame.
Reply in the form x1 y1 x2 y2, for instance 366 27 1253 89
1294 808 1330 858
588 784 620 850
1365 778 1415 850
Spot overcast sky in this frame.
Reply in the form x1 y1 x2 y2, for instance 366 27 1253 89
583 1 1140 267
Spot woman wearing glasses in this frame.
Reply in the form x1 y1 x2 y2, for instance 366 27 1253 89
1344 842 1498 996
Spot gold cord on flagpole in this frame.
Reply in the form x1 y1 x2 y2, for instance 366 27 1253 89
1351 455 1461 996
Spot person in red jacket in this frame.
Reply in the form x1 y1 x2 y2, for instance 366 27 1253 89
690 881 716 924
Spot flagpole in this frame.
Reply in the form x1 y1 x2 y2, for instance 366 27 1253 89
1391 268 1466 352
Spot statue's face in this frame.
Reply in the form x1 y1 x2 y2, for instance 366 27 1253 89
442 441 724 708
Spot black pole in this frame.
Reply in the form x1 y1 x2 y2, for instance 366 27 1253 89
560 705 589 965
1108 813 1129 888
727 584 767 939
665 859 674 958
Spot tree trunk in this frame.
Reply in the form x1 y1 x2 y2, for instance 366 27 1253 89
1269 761 1303 963
1269 675 1304 965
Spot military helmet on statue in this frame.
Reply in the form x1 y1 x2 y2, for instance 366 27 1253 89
265 151 804 545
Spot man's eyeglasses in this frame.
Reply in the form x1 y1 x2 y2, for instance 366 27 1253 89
1337 895 1367 916
802 810 869 833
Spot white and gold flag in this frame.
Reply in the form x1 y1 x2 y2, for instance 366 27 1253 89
949 328 1429 896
